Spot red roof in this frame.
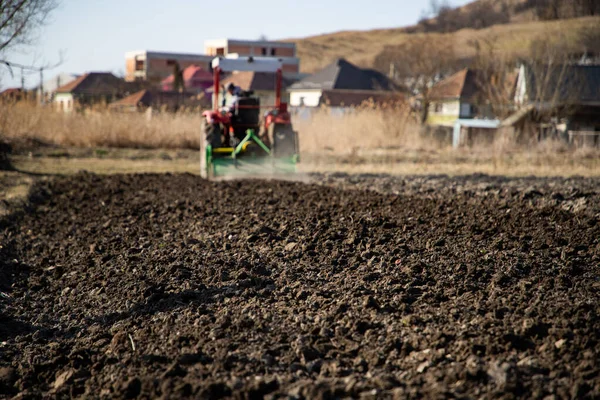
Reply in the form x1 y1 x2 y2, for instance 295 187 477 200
1 88 24 95
429 69 472 100
161 65 213 85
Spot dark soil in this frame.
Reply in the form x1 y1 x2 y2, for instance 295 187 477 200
1 173 599 399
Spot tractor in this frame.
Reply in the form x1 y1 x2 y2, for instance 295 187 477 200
200 56 298 179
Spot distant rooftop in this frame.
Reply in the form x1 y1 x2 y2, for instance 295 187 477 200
204 38 295 48
289 59 398 91
125 50 214 60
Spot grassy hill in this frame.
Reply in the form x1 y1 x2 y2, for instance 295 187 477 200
290 12 599 74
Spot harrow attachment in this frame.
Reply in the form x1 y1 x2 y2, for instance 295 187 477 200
200 129 299 179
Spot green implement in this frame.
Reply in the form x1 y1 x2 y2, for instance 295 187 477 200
200 129 298 179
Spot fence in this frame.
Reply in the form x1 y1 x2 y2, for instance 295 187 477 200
568 131 600 148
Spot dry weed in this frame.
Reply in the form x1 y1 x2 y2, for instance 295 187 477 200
0 101 202 149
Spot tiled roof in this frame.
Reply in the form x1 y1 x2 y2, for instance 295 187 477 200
523 63 600 103
0 88 24 96
161 65 213 85
289 59 397 91
109 90 210 109
430 68 520 102
55 72 130 94
429 69 472 100
110 90 153 107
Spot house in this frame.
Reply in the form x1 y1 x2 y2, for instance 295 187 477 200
427 69 481 126
204 38 300 77
125 39 301 84
108 89 210 112
160 64 213 93
35 73 80 103
0 88 26 102
54 72 142 112
508 63 600 145
125 51 213 83
215 71 295 109
287 58 399 108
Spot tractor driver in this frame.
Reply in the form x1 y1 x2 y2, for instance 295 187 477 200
222 83 242 113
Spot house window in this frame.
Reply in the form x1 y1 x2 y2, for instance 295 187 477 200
135 60 145 71
460 103 472 117
261 47 267 56
216 48 225 55
434 103 442 113
271 48 276 56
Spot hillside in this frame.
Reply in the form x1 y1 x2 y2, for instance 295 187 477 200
292 16 600 74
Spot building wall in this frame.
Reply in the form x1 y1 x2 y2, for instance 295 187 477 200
228 45 253 55
428 99 461 126
125 57 138 82
145 58 211 84
275 47 295 57
126 53 212 83
54 93 74 112
282 64 300 74
289 90 322 107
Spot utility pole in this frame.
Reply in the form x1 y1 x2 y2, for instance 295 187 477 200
389 63 396 80
39 67 44 104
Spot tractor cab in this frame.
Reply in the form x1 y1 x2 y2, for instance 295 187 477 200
200 56 298 179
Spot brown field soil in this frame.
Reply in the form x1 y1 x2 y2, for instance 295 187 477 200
1 172 599 399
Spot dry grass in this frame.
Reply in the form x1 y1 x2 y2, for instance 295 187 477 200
0 101 202 149
1 101 599 178
291 16 600 73
294 104 424 154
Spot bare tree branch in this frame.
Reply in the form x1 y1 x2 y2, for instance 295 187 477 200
374 35 456 123
0 0 58 54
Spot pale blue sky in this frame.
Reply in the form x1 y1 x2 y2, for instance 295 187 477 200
1 0 472 88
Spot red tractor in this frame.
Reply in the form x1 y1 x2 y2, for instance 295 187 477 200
200 56 298 178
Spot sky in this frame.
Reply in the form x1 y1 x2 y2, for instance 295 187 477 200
1 0 472 89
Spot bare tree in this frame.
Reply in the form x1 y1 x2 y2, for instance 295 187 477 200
374 35 456 123
512 30 588 142
0 0 58 54
0 0 58 170
467 36 518 120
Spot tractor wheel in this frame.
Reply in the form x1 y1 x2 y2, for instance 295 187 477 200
199 137 212 179
269 123 297 157
201 119 222 148
200 120 221 179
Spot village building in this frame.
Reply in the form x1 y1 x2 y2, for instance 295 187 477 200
427 69 483 126
108 89 210 112
35 73 80 103
204 38 300 77
287 58 400 111
0 88 27 102
507 63 600 146
54 72 142 112
125 39 301 85
160 64 213 93
125 51 213 83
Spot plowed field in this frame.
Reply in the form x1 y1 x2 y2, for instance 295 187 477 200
1 173 599 399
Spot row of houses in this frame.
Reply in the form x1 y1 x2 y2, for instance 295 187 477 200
1 36 599 147
427 63 600 146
